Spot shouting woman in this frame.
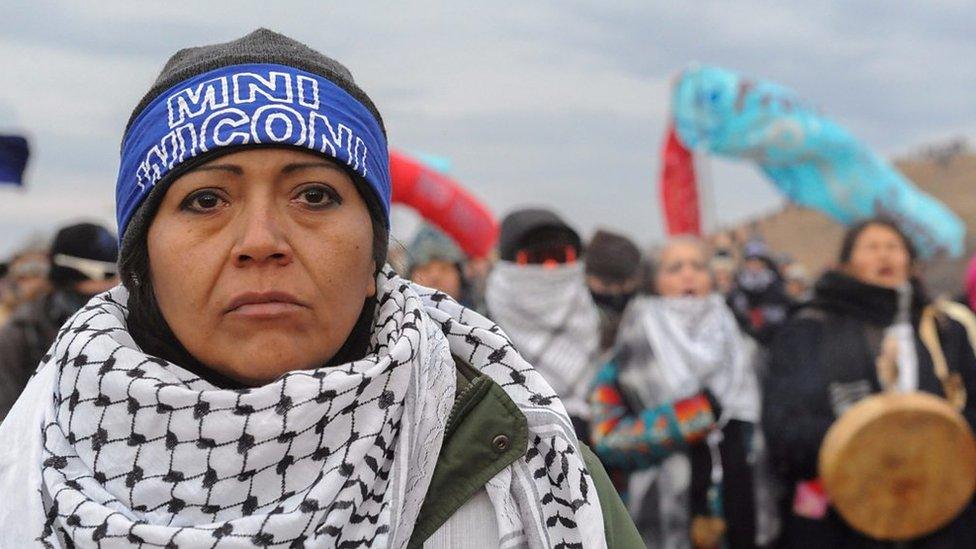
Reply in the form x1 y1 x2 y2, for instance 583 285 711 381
0 30 639 548
764 218 976 548
591 236 764 548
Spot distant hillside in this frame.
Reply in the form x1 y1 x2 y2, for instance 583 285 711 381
722 147 976 295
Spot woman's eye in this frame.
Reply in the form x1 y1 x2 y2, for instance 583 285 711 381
295 185 341 209
302 188 326 204
180 190 226 212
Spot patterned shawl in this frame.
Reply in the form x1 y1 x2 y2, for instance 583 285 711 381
0 268 605 548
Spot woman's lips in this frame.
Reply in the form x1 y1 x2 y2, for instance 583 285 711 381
224 291 307 318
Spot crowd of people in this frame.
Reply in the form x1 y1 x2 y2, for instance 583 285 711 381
401 211 976 549
1 28 974 549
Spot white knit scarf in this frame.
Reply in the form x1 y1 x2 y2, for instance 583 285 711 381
484 262 600 420
0 268 605 548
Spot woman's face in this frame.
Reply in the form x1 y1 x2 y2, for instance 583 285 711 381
148 148 377 385
845 224 912 289
656 241 713 297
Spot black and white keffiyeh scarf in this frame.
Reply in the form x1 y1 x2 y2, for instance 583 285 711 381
484 262 600 420
617 295 759 423
614 296 762 548
0 268 605 548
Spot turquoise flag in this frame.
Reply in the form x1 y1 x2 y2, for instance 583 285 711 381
672 65 964 258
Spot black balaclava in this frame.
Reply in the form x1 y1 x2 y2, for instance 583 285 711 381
585 229 641 314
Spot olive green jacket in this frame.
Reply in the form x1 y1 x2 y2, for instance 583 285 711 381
408 358 643 548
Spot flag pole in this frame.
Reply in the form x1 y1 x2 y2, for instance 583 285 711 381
694 146 716 235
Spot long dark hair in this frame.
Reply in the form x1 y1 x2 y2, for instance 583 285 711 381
119 168 389 389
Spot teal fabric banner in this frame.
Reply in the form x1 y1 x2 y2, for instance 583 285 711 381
672 65 964 258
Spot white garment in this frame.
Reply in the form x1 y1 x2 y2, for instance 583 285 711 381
485 261 600 419
0 268 605 548
891 282 919 392
426 490 500 549
612 295 765 547
617 295 760 549
627 455 691 549
628 295 760 422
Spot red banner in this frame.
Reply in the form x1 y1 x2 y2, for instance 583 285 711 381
659 124 701 236
390 150 499 259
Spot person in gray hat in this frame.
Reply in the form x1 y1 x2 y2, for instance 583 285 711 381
406 223 469 303
0 30 640 548
0 222 119 420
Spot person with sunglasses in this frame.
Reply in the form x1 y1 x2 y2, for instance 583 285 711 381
0 222 119 421
485 208 601 443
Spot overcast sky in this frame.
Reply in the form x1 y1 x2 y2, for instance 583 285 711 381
1 1 974 257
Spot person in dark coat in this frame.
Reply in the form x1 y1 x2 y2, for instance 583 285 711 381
763 217 976 548
0 222 118 420
728 242 793 346
585 229 643 352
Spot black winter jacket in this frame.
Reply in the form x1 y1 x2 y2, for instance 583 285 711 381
763 271 976 548
0 290 89 421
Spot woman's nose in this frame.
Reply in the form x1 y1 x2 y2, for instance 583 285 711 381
231 204 292 267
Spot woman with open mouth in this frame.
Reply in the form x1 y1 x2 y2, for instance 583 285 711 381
0 29 640 548
590 235 764 548
763 217 976 547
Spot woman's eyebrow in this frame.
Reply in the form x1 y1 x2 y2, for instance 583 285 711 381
281 161 344 175
190 164 243 175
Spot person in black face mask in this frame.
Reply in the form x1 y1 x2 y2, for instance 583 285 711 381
585 229 643 351
728 241 794 347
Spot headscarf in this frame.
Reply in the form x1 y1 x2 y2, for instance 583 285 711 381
485 261 600 420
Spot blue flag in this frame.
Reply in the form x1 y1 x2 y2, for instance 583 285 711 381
672 65 964 259
0 135 29 187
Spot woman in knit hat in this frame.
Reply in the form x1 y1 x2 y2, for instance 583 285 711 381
0 30 639 548
405 223 470 305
